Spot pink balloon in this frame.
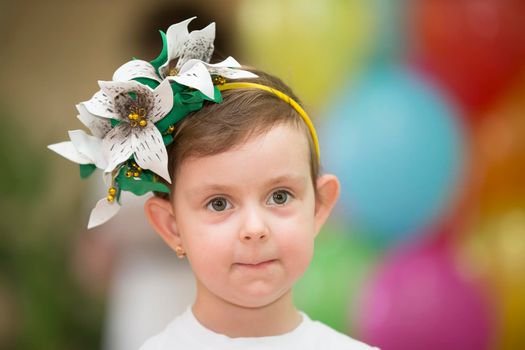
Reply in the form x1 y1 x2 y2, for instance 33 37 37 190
357 240 493 350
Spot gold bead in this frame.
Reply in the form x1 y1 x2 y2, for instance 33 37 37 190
133 171 140 177
128 113 139 121
125 170 133 178
213 76 226 85
139 119 148 127
136 166 142 171
130 121 138 128
167 125 175 134
107 194 115 202
108 187 117 196
169 67 179 76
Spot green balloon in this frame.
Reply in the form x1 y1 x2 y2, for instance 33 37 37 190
294 227 380 334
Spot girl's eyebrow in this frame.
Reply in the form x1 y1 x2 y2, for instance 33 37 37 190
263 174 307 188
188 183 235 197
188 174 307 197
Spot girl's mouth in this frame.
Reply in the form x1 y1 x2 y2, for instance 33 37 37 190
235 259 277 269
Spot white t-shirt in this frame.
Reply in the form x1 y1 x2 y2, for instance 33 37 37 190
139 307 379 350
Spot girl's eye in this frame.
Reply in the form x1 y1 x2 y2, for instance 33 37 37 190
206 197 231 212
267 190 291 206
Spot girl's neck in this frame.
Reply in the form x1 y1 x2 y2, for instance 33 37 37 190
191 283 302 338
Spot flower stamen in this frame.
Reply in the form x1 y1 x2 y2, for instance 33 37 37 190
212 76 227 85
125 162 143 178
128 105 148 128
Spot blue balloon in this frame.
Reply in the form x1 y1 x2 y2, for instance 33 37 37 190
321 66 464 244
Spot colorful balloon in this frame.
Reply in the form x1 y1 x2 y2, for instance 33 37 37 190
409 0 525 115
357 239 494 350
458 70 525 350
459 209 525 350
294 227 380 334
322 65 464 243
469 70 525 216
237 0 385 108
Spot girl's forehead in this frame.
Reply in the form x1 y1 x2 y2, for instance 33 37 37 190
175 124 311 187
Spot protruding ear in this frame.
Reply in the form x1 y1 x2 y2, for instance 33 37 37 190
314 174 340 235
144 196 181 251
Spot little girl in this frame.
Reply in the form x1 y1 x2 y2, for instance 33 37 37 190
49 18 378 350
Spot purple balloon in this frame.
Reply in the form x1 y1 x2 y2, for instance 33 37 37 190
357 240 493 350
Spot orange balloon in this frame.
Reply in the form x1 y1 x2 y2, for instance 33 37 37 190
469 70 525 216
456 70 525 349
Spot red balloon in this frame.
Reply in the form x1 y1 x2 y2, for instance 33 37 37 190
409 0 525 116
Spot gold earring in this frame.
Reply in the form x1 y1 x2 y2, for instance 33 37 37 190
175 245 186 259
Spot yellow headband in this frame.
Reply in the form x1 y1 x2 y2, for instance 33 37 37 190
217 82 320 163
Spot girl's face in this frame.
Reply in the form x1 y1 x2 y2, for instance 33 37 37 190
171 124 317 308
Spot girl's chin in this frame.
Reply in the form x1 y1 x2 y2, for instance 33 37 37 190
226 287 292 309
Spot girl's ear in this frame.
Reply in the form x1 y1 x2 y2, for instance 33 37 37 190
314 174 340 235
144 196 181 251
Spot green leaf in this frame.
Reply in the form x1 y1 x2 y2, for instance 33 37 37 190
116 169 170 196
212 86 223 103
199 86 223 103
162 134 173 146
110 119 121 127
79 164 96 179
150 30 168 75
170 81 186 93
121 178 170 195
155 84 223 135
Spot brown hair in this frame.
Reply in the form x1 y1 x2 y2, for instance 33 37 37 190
155 68 319 199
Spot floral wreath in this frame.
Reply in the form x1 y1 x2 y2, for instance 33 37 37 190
48 17 258 228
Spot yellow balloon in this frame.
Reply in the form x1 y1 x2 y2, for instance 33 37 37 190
237 0 377 110
459 208 525 350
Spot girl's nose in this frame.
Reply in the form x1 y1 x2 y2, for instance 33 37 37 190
239 205 270 242
241 230 268 242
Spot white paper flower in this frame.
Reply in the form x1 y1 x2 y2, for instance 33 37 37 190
88 197 121 229
81 79 174 182
48 17 260 230
86 173 122 229
76 103 112 139
112 17 257 99
47 129 107 169
160 17 215 78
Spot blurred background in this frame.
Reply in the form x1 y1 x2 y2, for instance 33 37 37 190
0 0 524 349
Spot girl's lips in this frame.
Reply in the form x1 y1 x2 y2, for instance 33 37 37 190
235 259 277 269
